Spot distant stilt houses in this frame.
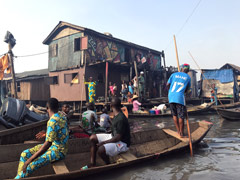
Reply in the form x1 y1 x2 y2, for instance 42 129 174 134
43 21 165 102
3 69 50 105
200 63 240 102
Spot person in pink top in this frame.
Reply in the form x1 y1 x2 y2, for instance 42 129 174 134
109 82 114 96
132 95 142 113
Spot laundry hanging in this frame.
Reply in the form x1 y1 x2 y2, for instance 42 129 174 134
0 54 11 80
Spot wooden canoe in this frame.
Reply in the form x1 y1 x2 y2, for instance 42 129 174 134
128 102 214 118
212 101 240 110
0 119 48 145
0 120 212 180
217 108 240 120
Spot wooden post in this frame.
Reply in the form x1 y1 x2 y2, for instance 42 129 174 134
162 50 166 68
173 35 180 72
80 53 86 117
130 66 132 82
133 61 139 96
105 61 109 104
144 68 146 99
8 44 17 99
173 35 193 157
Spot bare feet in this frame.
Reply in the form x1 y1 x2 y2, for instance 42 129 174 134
179 132 187 138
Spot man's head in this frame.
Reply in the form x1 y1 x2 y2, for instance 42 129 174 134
140 71 144 76
180 64 190 73
87 102 95 111
102 107 108 114
111 97 122 111
89 77 93 82
62 102 70 114
47 98 59 114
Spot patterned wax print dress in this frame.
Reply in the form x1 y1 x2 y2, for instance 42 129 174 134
15 113 69 179
85 81 97 103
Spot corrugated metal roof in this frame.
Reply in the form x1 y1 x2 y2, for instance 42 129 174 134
3 69 49 81
220 63 240 73
43 21 162 55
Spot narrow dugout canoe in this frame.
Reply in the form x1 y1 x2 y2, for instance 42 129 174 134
128 102 214 118
0 119 48 145
217 108 240 120
212 101 240 110
0 120 212 180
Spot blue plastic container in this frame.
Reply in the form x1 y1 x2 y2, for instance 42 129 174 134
149 110 155 115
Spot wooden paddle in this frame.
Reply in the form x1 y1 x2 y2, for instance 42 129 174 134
174 35 193 157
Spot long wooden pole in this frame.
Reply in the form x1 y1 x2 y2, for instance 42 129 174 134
173 35 180 72
133 61 139 96
173 35 193 157
105 61 109 104
8 44 17 99
188 51 224 107
80 53 86 120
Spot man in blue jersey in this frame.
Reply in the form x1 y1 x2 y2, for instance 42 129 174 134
167 64 191 137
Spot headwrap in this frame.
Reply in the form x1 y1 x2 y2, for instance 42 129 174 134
181 63 190 70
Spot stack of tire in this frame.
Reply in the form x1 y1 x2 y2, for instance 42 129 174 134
0 98 48 129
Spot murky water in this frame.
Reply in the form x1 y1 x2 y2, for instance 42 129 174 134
83 113 240 180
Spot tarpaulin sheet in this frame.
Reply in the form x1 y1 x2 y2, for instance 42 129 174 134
202 69 233 83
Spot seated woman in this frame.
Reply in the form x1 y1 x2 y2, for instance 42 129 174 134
99 107 111 131
132 95 144 113
15 98 69 179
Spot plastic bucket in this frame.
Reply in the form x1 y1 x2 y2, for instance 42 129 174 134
149 110 155 115
155 110 161 115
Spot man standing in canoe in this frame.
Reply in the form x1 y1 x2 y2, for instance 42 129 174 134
15 98 69 179
167 64 191 137
85 97 131 168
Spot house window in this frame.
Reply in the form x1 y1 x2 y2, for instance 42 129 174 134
17 82 21 92
125 48 130 62
46 76 59 85
52 44 58 57
64 73 79 84
74 38 81 52
53 76 58 84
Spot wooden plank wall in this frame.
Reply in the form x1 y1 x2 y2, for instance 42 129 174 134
17 82 31 100
30 79 50 101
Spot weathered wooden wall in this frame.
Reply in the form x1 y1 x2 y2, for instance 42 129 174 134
30 79 50 101
49 32 84 72
201 79 234 98
49 68 86 101
16 82 31 100
188 70 197 98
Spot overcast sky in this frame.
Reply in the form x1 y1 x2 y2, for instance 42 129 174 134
0 0 239 76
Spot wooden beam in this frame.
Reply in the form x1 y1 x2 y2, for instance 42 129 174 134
8 44 17 98
162 129 189 142
119 151 137 161
52 160 69 174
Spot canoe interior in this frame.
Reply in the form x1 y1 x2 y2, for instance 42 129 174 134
0 121 212 180
0 119 48 145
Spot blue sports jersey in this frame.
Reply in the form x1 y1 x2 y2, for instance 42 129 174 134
167 72 191 105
